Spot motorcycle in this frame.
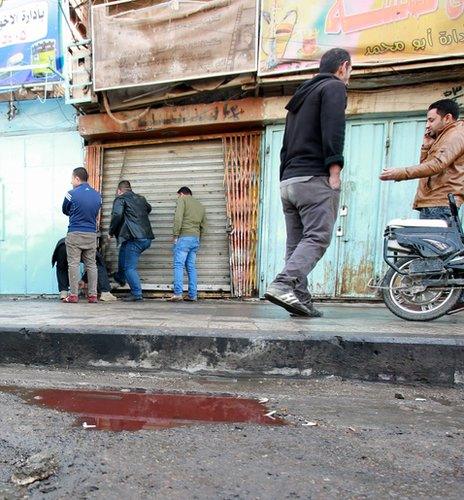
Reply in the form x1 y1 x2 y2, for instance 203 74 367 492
381 194 464 321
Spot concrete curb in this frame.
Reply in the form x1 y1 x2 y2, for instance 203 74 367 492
0 326 463 386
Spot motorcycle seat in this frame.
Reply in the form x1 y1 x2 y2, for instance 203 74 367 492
387 219 448 229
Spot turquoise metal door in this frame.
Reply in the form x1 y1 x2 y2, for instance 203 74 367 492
259 117 425 299
334 120 387 296
0 131 83 294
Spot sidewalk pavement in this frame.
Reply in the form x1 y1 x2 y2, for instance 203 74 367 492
0 298 463 385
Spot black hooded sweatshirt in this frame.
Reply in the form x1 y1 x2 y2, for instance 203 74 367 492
280 73 347 181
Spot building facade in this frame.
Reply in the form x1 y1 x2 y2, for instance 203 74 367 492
71 0 464 300
2 0 463 299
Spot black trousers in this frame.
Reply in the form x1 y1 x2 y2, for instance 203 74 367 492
55 244 111 293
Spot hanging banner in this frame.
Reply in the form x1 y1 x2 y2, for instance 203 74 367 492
259 0 464 76
0 0 62 87
92 0 259 92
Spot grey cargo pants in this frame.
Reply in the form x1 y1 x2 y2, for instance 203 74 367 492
65 232 98 296
275 176 340 299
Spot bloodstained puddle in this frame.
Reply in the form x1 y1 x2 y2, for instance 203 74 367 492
0 386 285 431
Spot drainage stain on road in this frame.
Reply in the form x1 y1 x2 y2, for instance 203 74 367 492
0 386 285 431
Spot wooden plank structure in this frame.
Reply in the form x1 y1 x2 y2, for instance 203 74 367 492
223 132 262 297
85 144 102 192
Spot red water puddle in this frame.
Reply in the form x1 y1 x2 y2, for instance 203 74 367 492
1 386 285 431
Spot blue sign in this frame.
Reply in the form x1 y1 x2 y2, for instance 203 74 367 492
0 0 63 87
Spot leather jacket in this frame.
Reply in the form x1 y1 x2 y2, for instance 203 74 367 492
396 121 464 209
109 191 154 241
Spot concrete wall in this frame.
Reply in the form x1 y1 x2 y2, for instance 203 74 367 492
0 98 83 295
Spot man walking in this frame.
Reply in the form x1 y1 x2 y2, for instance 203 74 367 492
169 186 206 302
109 180 154 302
62 167 102 303
379 99 464 219
265 48 352 317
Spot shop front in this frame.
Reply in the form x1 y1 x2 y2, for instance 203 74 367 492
83 127 263 297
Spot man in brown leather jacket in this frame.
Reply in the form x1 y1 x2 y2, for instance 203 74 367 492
380 99 464 221
381 99 464 311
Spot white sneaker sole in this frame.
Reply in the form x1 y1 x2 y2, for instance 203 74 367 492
264 291 311 316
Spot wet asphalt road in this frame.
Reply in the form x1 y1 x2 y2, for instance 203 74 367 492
0 366 463 499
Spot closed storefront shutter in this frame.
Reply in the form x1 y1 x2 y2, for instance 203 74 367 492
100 140 231 292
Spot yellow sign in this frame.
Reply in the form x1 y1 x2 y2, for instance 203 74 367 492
259 0 464 75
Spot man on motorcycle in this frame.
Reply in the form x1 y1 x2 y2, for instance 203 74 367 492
379 99 464 221
380 99 464 312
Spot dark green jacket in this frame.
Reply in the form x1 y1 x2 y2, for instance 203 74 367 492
173 196 206 238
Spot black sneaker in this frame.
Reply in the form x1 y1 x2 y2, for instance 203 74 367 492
264 283 312 316
112 273 126 287
290 302 323 318
122 295 143 302
294 292 323 318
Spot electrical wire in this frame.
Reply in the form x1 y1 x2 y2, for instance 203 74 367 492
102 92 151 124
58 0 80 43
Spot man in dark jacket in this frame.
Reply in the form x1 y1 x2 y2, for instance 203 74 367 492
109 180 154 301
265 48 351 317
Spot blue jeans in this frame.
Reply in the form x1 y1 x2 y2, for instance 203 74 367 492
419 206 452 223
173 236 200 298
116 239 151 298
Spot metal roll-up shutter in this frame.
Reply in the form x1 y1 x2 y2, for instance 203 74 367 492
100 140 231 292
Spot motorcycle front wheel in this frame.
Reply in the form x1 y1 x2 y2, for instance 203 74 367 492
382 257 461 321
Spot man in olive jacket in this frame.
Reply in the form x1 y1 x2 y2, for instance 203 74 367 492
169 186 206 302
109 180 154 301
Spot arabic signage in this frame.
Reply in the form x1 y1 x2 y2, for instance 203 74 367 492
92 0 258 92
0 0 62 87
259 0 464 76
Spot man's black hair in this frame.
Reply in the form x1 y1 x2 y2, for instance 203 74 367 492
72 167 88 182
177 186 192 195
319 48 351 74
118 180 132 191
428 99 460 120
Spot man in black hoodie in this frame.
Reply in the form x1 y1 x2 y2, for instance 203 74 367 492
265 48 351 317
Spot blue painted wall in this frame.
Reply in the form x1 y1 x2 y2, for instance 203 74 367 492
0 98 83 294
259 116 427 299
0 98 76 135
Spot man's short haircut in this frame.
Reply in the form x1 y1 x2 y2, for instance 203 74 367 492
72 167 88 182
428 99 460 120
177 186 192 196
118 180 132 191
319 48 351 74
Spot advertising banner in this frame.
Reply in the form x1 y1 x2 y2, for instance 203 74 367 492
0 0 62 87
259 0 464 76
92 0 258 92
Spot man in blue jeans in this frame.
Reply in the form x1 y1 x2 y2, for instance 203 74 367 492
169 186 206 302
109 180 154 302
